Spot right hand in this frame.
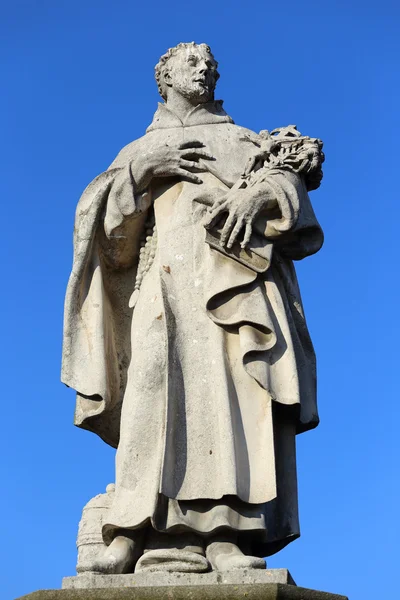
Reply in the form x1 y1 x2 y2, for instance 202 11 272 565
137 140 215 187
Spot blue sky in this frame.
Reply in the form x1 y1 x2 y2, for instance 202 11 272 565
1 1 398 599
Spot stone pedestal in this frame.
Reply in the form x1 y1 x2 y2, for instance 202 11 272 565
17 584 348 600
17 570 348 600
62 569 296 589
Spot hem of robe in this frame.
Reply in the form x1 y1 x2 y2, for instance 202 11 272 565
102 493 299 558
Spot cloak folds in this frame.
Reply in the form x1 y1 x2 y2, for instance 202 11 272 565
62 167 147 447
62 102 323 555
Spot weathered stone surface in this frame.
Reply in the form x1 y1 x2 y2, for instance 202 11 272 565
17 583 348 600
61 41 325 575
76 485 115 573
62 568 296 589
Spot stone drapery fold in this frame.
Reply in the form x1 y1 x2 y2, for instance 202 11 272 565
62 105 323 451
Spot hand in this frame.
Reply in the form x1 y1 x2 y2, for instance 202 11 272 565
136 140 214 187
203 187 268 250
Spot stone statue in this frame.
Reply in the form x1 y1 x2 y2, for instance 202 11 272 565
62 42 324 576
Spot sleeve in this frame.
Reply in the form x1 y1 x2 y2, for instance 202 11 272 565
252 169 324 260
98 153 153 270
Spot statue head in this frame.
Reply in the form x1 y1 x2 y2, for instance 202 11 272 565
155 42 220 104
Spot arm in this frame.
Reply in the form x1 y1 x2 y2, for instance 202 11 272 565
100 140 215 269
96 162 152 270
204 168 323 260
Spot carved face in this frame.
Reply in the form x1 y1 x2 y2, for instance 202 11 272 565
164 46 218 104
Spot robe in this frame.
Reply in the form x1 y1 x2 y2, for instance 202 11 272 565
62 101 323 557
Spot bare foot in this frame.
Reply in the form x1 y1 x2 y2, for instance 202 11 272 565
78 535 141 574
206 540 266 571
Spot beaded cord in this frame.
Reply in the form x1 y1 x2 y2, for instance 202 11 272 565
130 211 157 308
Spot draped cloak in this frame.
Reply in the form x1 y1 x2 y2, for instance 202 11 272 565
61 101 324 557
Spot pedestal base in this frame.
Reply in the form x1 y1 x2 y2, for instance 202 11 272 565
62 569 295 589
18 579 348 600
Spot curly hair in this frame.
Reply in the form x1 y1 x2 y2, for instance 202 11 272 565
155 42 219 100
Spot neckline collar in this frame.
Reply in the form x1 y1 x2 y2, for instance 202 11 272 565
146 100 234 132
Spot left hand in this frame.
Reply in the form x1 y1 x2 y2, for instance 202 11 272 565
203 187 269 249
